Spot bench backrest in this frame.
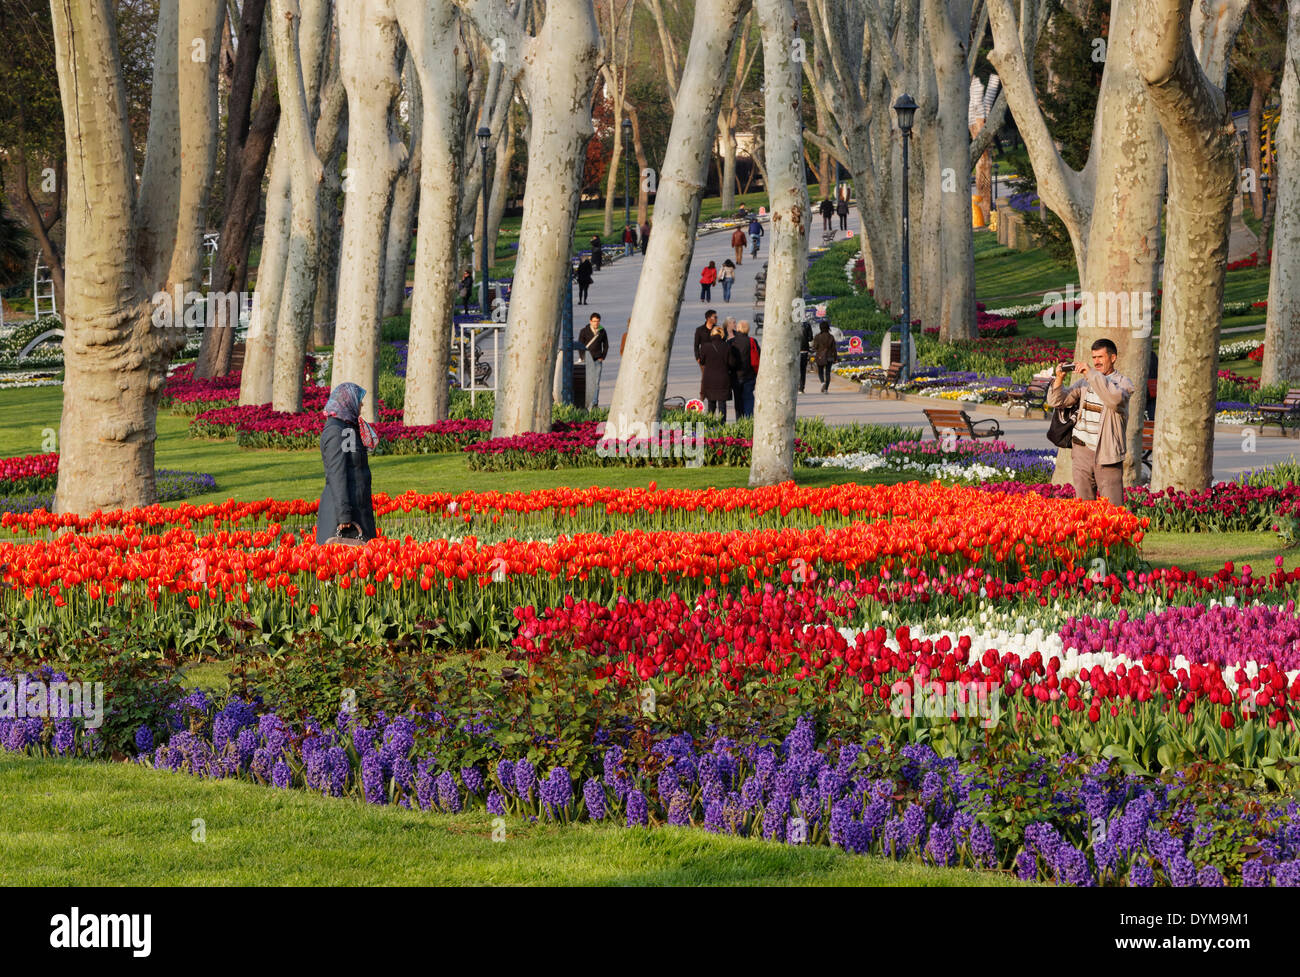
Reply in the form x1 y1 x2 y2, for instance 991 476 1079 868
1286 389 1300 407
923 409 973 436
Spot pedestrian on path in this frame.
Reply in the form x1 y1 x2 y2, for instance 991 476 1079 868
731 320 759 417
820 198 834 232
748 216 763 258
459 269 474 314
813 321 838 392
836 189 849 231
576 258 593 305
640 220 651 254
1046 337 1134 507
317 382 378 545
731 226 748 265
623 224 636 257
590 235 603 271
720 259 736 302
699 325 740 421
700 261 717 301
578 312 609 410
694 310 719 364
798 317 814 393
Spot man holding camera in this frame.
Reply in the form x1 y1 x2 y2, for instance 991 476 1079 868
1046 338 1135 506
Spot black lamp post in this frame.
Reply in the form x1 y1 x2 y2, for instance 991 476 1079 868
622 117 633 244
893 93 916 383
477 126 491 315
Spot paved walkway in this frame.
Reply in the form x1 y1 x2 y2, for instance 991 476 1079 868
582 209 1296 482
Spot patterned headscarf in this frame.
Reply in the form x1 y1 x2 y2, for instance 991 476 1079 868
323 382 378 451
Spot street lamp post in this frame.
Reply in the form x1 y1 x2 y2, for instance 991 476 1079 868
622 117 633 249
477 126 491 316
893 94 917 384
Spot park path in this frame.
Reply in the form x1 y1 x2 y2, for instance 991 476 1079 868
581 209 1295 481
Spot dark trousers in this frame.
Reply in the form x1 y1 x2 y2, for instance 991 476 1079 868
707 399 728 422
817 362 833 390
838 213 848 230
823 215 832 231
799 352 809 391
700 284 712 301
732 377 755 417
578 283 590 304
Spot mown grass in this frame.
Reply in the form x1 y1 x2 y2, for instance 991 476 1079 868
0 755 1020 886
0 385 914 506
1140 531 1298 578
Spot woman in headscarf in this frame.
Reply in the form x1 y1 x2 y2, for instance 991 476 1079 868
317 381 379 544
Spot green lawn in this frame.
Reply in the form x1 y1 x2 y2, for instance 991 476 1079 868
1140 531 1297 577
0 385 913 505
0 755 1017 886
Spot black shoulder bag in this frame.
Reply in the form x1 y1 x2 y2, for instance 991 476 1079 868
1046 405 1078 448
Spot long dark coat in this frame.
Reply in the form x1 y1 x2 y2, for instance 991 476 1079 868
699 336 740 401
317 416 377 543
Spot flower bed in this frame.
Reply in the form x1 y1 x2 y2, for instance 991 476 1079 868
0 453 216 515
807 438 1056 482
0 483 1145 653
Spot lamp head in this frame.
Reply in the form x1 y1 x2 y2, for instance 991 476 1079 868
893 93 917 134
477 126 491 150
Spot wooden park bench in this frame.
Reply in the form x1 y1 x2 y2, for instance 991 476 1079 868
1257 388 1300 435
662 396 686 412
821 228 837 245
922 407 1003 441
1142 418 1154 470
864 342 903 398
1008 377 1051 417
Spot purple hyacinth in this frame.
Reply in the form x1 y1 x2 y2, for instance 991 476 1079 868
438 770 462 813
668 788 692 827
761 799 786 841
496 758 515 795
361 749 386 805
969 822 997 868
487 790 506 816
1129 860 1155 887
51 721 75 755
703 799 724 833
925 824 955 867
541 767 572 818
392 755 414 791
461 766 486 795
352 725 375 755
657 767 679 803
134 726 154 754
1241 859 1269 887
583 778 606 821
513 758 537 802
271 758 292 789
900 803 928 852
626 789 648 827
1196 864 1225 887
1015 851 1038 881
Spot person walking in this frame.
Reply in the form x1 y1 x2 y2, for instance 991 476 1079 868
316 382 378 544
730 320 759 417
578 312 609 409
623 224 636 257
699 324 740 421
812 321 838 393
836 188 849 230
700 260 717 301
694 309 719 365
640 220 651 254
1046 338 1135 506
590 234 603 271
798 316 814 393
731 226 747 265
459 269 474 314
820 198 834 232
576 257 593 305
748 215 763 258
719 259 736 302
